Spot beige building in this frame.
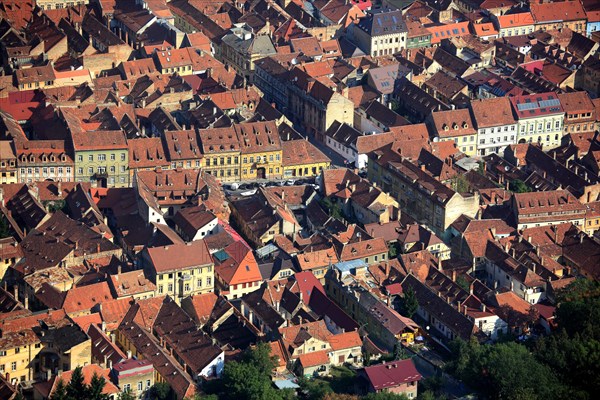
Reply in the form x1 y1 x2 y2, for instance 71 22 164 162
143 240 215 300
350 8 407 57
36 0 88 10
217 24 276 83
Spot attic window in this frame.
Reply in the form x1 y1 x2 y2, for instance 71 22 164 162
453 123 458 130
443 124 449 131
463 122 468 129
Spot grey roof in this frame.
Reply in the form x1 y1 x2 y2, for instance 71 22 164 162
356 8 407 37
222 26 276 57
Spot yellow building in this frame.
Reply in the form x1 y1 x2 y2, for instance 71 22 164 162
281 139 331 179
0 329 41 384
143 240 215 300
198 126 241 182
237 121 283 180
427 109 478 157
152 48 196 76
0 141 17 184
0 238 22 282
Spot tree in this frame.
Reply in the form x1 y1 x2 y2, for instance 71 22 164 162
509 179 530 193
399 286 419 318
364 392 409 400
118 389 136 400
298 376 333 400
243 342 277 376
446 339 567 400
88 372 109 400
51 379 68 400
455 276 470 292
0 214 11 239
388 242 400 259
148 382 174 400
66 367 88 399
531 279 600 397
220 345 287 400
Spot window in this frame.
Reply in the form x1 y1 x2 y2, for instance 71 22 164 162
197 279 202 287
15 347 20 354
88 155 93 161
0 365 3 372
168 284 173 292
121 154 126 161
147 380 151 388
88 167 94 174
158 285 163 294
110 154 116 161
11 362 16 371
98 154 106 161
124 384 131 391
138 382 143 391
207 277 212 286
77 155 83 162
184 283 190 291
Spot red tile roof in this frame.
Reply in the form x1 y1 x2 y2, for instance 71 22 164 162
361 359 422 390
146 240 213 274
531 1 586 23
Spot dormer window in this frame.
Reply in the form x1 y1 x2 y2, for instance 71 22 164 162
443 124 449 131
463 122 468 129
453 123 458 130
50 155 55 162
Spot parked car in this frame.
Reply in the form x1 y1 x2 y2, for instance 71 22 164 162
240 189 257 196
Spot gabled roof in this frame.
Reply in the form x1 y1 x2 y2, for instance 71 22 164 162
146 240 212 274
214 241 262 286
360 359 421 390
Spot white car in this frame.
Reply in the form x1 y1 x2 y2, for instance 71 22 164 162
240 189 257 196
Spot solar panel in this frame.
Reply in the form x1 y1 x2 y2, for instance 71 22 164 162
538 99 560 108
517 102 537 111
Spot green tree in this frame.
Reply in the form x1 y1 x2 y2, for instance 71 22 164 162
298 376 333 400
320 197 343 220
51 379 68 400
399 286 419 318
88 372 109 400
0 214 11 239
451 175 471 193
388 242 400 259
222 361 278 400
243 342 277 376
219 344 287 400
455 275 470 292
364 392 409 400
118 389 137 400
66 367 89 399
509 179 530 193
148 382 174 400
446 339 566 400
531 279 600 397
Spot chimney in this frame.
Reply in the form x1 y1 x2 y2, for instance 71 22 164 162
384 262 390 276
452 270 456 282
469 282 474 295
24 297 28 310
13 285 18 301
127 350 132 359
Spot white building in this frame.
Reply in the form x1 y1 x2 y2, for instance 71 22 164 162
470 97 518 156
349 8 407 57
